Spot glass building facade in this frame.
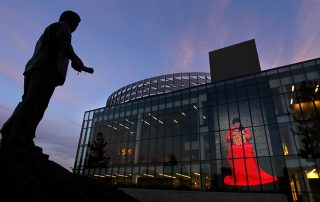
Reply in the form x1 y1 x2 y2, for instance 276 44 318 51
74 59 320 202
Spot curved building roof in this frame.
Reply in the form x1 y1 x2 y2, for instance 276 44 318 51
106 72 211 106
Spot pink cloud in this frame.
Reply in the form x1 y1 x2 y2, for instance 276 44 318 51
0 59 23 85
292 1 320 62
166 0 231 73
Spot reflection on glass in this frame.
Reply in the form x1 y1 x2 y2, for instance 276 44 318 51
224 118 278 186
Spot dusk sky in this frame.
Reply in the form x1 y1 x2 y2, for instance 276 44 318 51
0 0 319 170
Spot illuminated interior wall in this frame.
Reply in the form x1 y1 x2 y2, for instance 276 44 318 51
74 58 320 201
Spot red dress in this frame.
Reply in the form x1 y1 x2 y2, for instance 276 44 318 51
224 128 278 186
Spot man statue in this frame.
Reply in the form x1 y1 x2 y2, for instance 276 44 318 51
0 10 93 151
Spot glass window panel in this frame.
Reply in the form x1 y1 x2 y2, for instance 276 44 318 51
164 136 173 163
226 88 237 103
210 159 223 188
238 101 251 127
217 90 227 104
157 114 165 138
173 112 181 136
252 126 270 156
207 88 217 106
246 80 259 99
249 99 264 126
236 81 248 101
220 130 229 159
304 65 319 81
148 139 156 164
164 114 173 137
201 161 212 190
181 135 191 161
255 157 277 191
265 124 283 156
156 138 164 163
189 109 198 134
172 136 182 162
228 103 239 129
191 163 201 190
218 104 229 130
260 97 277 125
258 78 271 97
174 163 191 188
190 133 199 161
272 94 289 116
212 131 221 160
209 106 219 132
199 133 210 160
278 123 297 155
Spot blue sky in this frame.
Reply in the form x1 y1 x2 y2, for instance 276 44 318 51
0 0 319 170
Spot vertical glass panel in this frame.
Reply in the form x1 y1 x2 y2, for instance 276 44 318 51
246 79 259 99
164 136 173 164
212 131 221 160
265 124 283 156
278 123 297 155
236 80 247 101
176 162 191 189
190 133 199 161
199 133 210 160
220 130 229 160
258 77 271 97
249 99 264 126
156 138 164 163
269 74 283 95
189 109 198 135
253 126 270 156
272 94 290 122
218 104 229 130
172 136 182 162
304 64 319 81
238 101 251 127
148 139 156 164
201 161 212 190
228 103 239 128
173 112 181 136
210 160 223 189
164 114 173 137
287 167 305 201
181 135 190 162
210 106 219 132
157 115 165 138
191 163 201 190
217 90 226 104
226 88 237 103
140 140 148 163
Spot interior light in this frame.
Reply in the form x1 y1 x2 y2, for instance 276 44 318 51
315 84 319 93
173 119 179 124
291 85 295 92
143 173 154 178
181 112 186 116
203 115 206 119
193 105 198 110
176 173 191 178
306 169 319 179
194 173 200 176
290 98 293 105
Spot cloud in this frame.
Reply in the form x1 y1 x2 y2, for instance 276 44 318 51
0 59 23 85
0 102 81 171
291 1 320 62
35 115 82 171
162 0 231 74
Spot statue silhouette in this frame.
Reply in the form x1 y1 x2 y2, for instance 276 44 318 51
0 10 93 152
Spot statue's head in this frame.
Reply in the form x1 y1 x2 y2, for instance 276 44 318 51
59 10 81 32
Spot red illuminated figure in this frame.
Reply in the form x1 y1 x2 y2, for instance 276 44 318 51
224 118 278 186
